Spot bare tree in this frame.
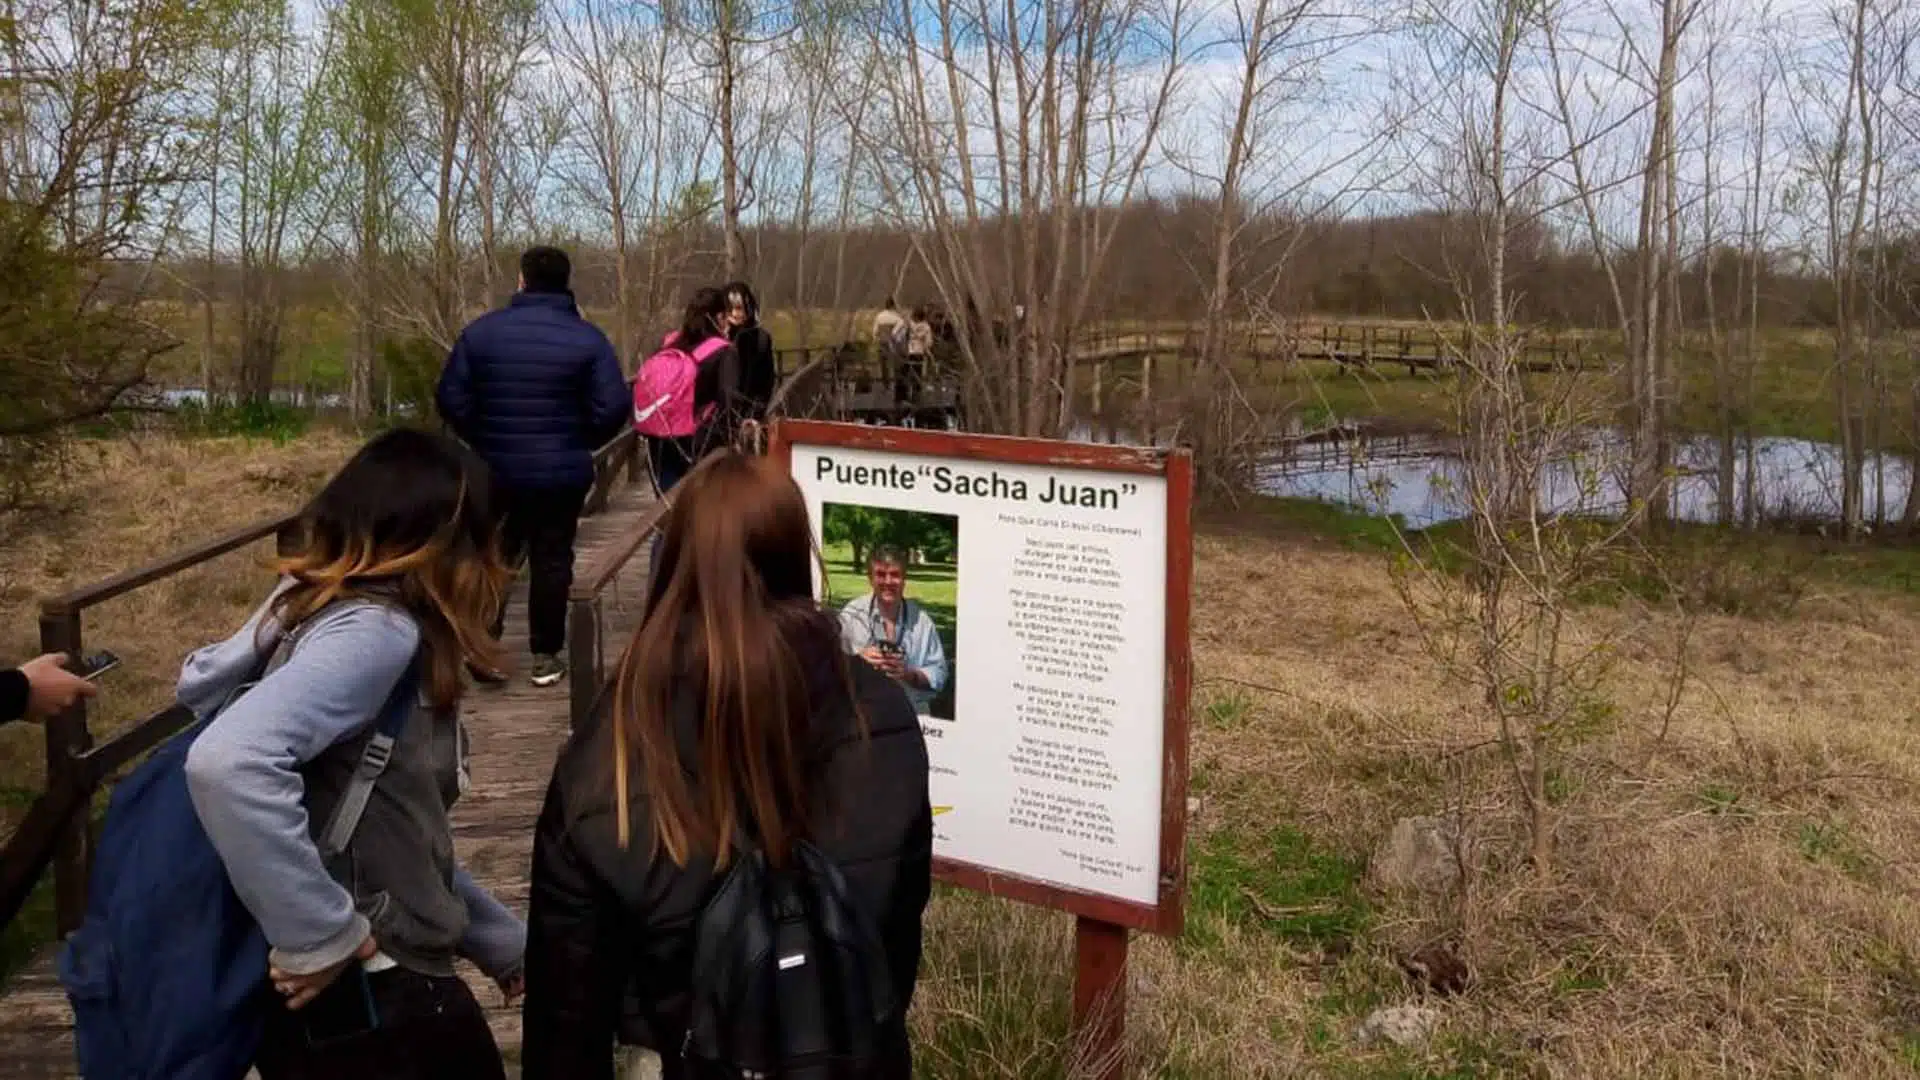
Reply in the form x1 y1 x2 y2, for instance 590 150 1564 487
325 0 411 421
674 0 797 279
550 0 664 360
461 0 539 307
0 0 226 493
1785 0 1901 536
856 0 1194 436
1393 0 1638 877
1169 0 1377 484
226 1 337 403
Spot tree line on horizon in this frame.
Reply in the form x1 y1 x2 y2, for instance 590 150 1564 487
7 0 1920 536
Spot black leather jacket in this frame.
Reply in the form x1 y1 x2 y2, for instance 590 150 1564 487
520 650 932 1080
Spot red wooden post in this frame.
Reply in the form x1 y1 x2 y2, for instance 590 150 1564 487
1073 918 1130 1080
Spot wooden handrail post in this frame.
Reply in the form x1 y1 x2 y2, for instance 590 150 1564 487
625 433 643 487
567 597 599 733
38 610 92 936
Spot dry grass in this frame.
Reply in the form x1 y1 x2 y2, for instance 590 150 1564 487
5 435 1919 1075
0 432 359 812
910 518 1920 1077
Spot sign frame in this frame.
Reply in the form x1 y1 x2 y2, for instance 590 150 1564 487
769 419 1194 939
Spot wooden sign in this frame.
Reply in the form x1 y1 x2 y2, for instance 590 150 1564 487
770 420 1193 1078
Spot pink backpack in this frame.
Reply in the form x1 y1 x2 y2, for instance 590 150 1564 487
633 332 728 438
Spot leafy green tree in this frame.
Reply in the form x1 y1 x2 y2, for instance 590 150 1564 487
822 505 957 568
0 0 230 502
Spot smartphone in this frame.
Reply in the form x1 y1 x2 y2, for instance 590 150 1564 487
300 966 381 1048
875 641 903 659
72 650 120 681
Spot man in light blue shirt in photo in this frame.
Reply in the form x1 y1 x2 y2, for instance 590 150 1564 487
839 545 949 715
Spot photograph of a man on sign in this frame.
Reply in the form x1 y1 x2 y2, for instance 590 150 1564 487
822 501 957 717
835 540 952 718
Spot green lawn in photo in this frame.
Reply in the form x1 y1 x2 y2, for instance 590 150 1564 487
823 540 959 716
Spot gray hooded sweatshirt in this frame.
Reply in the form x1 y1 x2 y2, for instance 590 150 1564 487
179 586 525 981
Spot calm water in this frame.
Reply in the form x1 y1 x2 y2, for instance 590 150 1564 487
1255 430 1915 529
139 386 418 416
1074 421 1916 529
142 394 1908 529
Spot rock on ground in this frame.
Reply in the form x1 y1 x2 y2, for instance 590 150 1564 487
1369 815 1464 893
1356 1004 1441 1049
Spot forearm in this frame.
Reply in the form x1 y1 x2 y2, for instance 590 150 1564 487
183 604 418 974
454 864 527 980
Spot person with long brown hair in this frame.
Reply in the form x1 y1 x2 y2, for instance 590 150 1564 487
179 428 526 1079
520 452 932 1080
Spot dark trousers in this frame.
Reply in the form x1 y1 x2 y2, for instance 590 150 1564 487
489 483 589 657
646 435 696 497
893 357 924 409
255 967 506 1080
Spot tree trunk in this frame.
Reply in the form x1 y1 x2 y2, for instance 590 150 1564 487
718 21 745 279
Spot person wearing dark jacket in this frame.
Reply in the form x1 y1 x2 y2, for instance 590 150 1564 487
436 247 628 689
645 287 747 497
0 653 96 725
722 281 776 424
521 452 932 1080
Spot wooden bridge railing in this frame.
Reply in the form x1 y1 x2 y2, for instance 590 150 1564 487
565 442 666 733
0 427 646 941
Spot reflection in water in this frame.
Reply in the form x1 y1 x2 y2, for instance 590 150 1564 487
1261 431 1915 529
1071 421 1915 530
137 386 416 415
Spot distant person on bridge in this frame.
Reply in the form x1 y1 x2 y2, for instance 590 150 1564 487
520 452 930 1080
894 307 933 411
435 246 628 689
722 280 776 427
179 429 526 1079
0 652 96 725
873 296 905 354
633 286 748 496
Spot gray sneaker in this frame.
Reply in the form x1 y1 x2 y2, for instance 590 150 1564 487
529 654 568 688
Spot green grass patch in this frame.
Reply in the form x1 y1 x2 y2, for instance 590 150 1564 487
1697 783 1752 818
911 895 1077 1080
173 401 312 443
1186 823 1370 956
1231 494 1920 606
0 874 54 989
1201 687 1254 732
1231 495 1417 553
1796 817 1877 880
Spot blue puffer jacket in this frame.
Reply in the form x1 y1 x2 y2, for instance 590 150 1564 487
435 291 630 490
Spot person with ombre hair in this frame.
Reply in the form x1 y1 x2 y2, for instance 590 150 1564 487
177 428 526 1079
520 451 931 1080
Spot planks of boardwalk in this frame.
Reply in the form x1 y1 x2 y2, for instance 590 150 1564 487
0 483 660 1080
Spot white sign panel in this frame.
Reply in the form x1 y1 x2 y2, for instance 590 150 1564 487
790 442 1168 907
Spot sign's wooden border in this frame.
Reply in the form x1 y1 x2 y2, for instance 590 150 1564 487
769 419 1193 939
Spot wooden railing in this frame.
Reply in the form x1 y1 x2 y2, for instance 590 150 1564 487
0 428 645 939
564 480 667 734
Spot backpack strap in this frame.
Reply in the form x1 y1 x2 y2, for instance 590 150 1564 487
316 655 422 858
690 336 729 362
251 593 426 859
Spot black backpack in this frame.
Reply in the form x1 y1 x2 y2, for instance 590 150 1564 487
683 834 898 1079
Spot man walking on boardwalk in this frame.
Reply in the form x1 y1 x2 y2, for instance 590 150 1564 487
436 246 628 688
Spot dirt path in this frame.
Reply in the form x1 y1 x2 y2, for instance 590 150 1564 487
0 482 659 1079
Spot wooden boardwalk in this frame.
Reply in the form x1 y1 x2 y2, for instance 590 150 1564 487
0 482 661 1079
